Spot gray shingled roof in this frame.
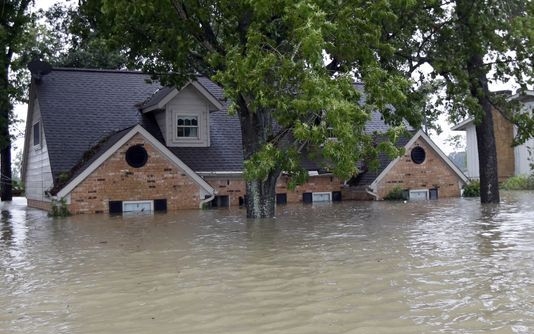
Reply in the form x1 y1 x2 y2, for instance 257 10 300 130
37 69 160 180
36 68 244 186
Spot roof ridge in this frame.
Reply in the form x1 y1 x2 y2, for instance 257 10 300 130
51 67 145 74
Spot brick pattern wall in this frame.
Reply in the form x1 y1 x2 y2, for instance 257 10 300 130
68 134 204 214
492 107 515 181
27 199 52 211
277 175 344 203
376 139 463 199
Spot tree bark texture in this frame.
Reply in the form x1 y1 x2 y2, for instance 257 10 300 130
238 96 280 218
468 55 500 203
0 66 13 201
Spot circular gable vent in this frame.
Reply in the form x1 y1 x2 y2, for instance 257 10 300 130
411 146 426 164
125 145 148 168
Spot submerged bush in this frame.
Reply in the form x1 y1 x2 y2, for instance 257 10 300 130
49 197 71 217
501 175 534 190
462 180 480 197
384 186 407 200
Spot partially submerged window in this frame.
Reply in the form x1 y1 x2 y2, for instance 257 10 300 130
123 200 153 213
303 192 333 203
411 146 426 164
210 195 229 208
109 199 166 214
409 189 428 200
177 116 198 138
33 122 41 147
125 145 148 168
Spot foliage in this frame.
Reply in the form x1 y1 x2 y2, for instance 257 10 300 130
49 197 71 217
43 3 127 69
501 175 534 190
462 180 481 198
381 0 534 204
383 186 407 201
83 0 425 217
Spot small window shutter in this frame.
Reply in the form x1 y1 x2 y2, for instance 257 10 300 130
109 201 123 214
33 122 40 146
302 192 313 203
276 193 287 205
332 191 342 202
154 199 167 212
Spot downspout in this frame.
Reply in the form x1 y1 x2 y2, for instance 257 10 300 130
366 186 379 200
199 191 216 208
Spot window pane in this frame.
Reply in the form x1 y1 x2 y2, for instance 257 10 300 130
189 127 197 137
184 118 191 126
177 128 184 137
177 119 184 126
191 118 198 126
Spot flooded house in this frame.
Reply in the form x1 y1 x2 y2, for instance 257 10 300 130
21 66 468 214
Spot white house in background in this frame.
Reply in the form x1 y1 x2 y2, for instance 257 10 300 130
451 91 534 180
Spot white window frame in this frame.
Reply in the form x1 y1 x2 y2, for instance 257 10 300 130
409 189 429 201
122 200 154 213
312 192 332 202
175 114 199 139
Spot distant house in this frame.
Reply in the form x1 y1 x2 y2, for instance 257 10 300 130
452 91 534 180
21 67 468 214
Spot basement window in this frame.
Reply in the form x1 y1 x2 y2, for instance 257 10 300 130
409 189 429 201
123 200 153 213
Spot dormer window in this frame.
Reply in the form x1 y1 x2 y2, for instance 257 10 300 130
177 116 198 138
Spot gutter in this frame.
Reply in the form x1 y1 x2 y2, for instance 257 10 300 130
196 171 243 176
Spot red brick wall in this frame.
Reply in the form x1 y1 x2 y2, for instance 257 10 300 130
376 139 464 199
68 134 205 214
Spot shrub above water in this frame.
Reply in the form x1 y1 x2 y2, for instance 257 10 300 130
463 180 480 197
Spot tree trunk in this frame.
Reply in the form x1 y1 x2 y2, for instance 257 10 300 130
0 142 12 201
0 67 12 202
468 55 500 204
238 96 280 218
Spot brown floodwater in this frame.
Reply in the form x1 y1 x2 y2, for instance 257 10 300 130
1 193 533 334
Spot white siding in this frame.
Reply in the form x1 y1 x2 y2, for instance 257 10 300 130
24 99 54 202
465 126 480 179
165 85 210 147
514 101 534 175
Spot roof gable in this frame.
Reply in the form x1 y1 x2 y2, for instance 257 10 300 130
370 129 469 188
56 125 214 198
140 81 223 112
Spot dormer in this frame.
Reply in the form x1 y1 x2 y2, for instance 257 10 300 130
140 81 223 147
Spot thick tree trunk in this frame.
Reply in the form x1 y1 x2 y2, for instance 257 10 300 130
0 143 12 201
468 55 500 204
238 96 280 218
0 68 12 202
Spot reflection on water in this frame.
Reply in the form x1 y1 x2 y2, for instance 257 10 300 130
1 193 533 334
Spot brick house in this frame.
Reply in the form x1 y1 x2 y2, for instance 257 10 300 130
22 67 468 214
452 91 534 180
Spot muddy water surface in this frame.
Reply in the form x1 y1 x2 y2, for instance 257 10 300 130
1 193 533 333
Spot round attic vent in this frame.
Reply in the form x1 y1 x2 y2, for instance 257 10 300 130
411 146 426 164
125 145 148 168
